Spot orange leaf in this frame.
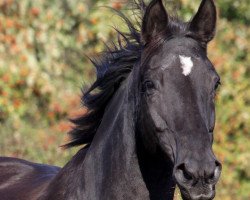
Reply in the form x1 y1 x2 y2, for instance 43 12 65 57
112 2 122 10
6 19 14 29
2 74 10 83
30 7 40 17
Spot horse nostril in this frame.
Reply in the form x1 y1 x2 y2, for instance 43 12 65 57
214 160 222 178
206 160 222 183
175 163 194 183
209 172 215 179
215 160 222 170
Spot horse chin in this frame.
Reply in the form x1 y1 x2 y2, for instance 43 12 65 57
179 186 216 200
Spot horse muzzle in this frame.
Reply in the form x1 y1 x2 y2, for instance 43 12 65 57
174 159 222 200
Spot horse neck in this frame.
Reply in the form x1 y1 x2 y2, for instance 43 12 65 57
44 73 175 200
136 136 176 200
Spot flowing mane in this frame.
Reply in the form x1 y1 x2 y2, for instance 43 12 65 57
0 1 222 199
66 0 188 148
65 2 143 148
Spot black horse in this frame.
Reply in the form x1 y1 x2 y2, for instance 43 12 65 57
0 0 222 199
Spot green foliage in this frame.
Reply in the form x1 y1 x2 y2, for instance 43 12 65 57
0 0 116 165
0 0 249 199
218 0 250 25
212 20 250 200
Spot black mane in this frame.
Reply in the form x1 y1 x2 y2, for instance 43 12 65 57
66 0 188 148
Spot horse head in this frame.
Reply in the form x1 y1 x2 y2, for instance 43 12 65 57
138 0 221 199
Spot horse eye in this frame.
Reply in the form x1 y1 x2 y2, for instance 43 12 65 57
214 81 221 90
142 80 155 92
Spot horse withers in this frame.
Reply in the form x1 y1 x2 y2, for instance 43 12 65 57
0 0 222 199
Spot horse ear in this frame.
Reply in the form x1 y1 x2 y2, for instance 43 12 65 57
141 0 168 44
189 0 217 44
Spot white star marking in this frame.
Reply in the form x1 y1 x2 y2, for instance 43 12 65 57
179 55 194 76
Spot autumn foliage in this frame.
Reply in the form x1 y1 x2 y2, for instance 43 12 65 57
0 0 249 199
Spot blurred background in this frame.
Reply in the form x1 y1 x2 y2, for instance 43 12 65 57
0 0 249 199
